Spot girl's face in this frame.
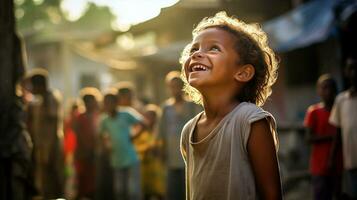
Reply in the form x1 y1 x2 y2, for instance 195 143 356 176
184 27 240 90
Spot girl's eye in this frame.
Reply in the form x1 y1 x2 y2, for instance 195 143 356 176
189 47 198 54
210 46 220 52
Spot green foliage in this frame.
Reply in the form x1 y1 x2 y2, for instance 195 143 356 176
16 0 113 36
16 0 62 32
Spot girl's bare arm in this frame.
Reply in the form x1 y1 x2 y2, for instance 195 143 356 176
247 119 282 200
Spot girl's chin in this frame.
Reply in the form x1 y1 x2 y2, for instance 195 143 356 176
188 81 206 91
188 79 200 87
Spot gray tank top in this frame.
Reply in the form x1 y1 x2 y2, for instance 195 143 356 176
180 102 279 200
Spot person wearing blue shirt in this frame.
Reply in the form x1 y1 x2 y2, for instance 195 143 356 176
100 92 144 200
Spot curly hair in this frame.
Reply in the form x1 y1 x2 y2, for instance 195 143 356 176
180 11 278 106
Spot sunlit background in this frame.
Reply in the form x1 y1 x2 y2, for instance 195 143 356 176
15 0 341 119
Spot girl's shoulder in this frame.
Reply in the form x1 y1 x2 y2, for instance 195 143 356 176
230 102 276 132
231 102 270 119
233 102 278 150
181 112 203 135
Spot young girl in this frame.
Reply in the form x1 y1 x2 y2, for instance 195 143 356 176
180 12 282 200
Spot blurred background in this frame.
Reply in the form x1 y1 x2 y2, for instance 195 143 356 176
14 0 352 123
1 0 356 199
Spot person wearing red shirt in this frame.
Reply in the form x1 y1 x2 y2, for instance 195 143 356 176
304 74 343 200
73 88 101 200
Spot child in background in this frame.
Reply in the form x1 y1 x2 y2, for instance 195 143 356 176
73 87 101 200
304 74 343 200
26 69 64 199
134 104 165 200
330 57 357 199
116 81 144 113
180 12 282 199
96 91 116 200
100 91 144 200
63 100 79 200
116 82 146 140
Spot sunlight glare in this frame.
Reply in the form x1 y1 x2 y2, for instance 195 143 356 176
116 33 135 50
156 0 180 8
110 2 161 31
33 0 44 5
15 8 25 19
60 0 89 21
59 0 180 30
111 20 131 32
15 0 25 6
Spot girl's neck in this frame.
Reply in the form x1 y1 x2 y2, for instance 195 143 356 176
200 86 240 120
202 96 240 120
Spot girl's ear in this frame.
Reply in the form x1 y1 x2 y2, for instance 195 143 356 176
234 64 255 82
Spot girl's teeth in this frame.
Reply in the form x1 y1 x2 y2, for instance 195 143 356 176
192 65 207 71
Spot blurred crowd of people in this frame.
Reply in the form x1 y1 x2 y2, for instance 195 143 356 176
21 69 201 200
304 57 357 200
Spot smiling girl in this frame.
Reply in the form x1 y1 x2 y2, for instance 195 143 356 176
180 12 282 200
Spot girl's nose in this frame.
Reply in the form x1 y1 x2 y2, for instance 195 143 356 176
191 50 204 59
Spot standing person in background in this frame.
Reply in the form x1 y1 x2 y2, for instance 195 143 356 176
96 90 115 200
116 82 134 107
116 82 145 139
116 81 144 113
159 71 201 200
26 69 64 199
100 91 144 200
63 100 79 200
73 87 101 200
304 74 343 200
330 57 357 200
134 104 165 200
